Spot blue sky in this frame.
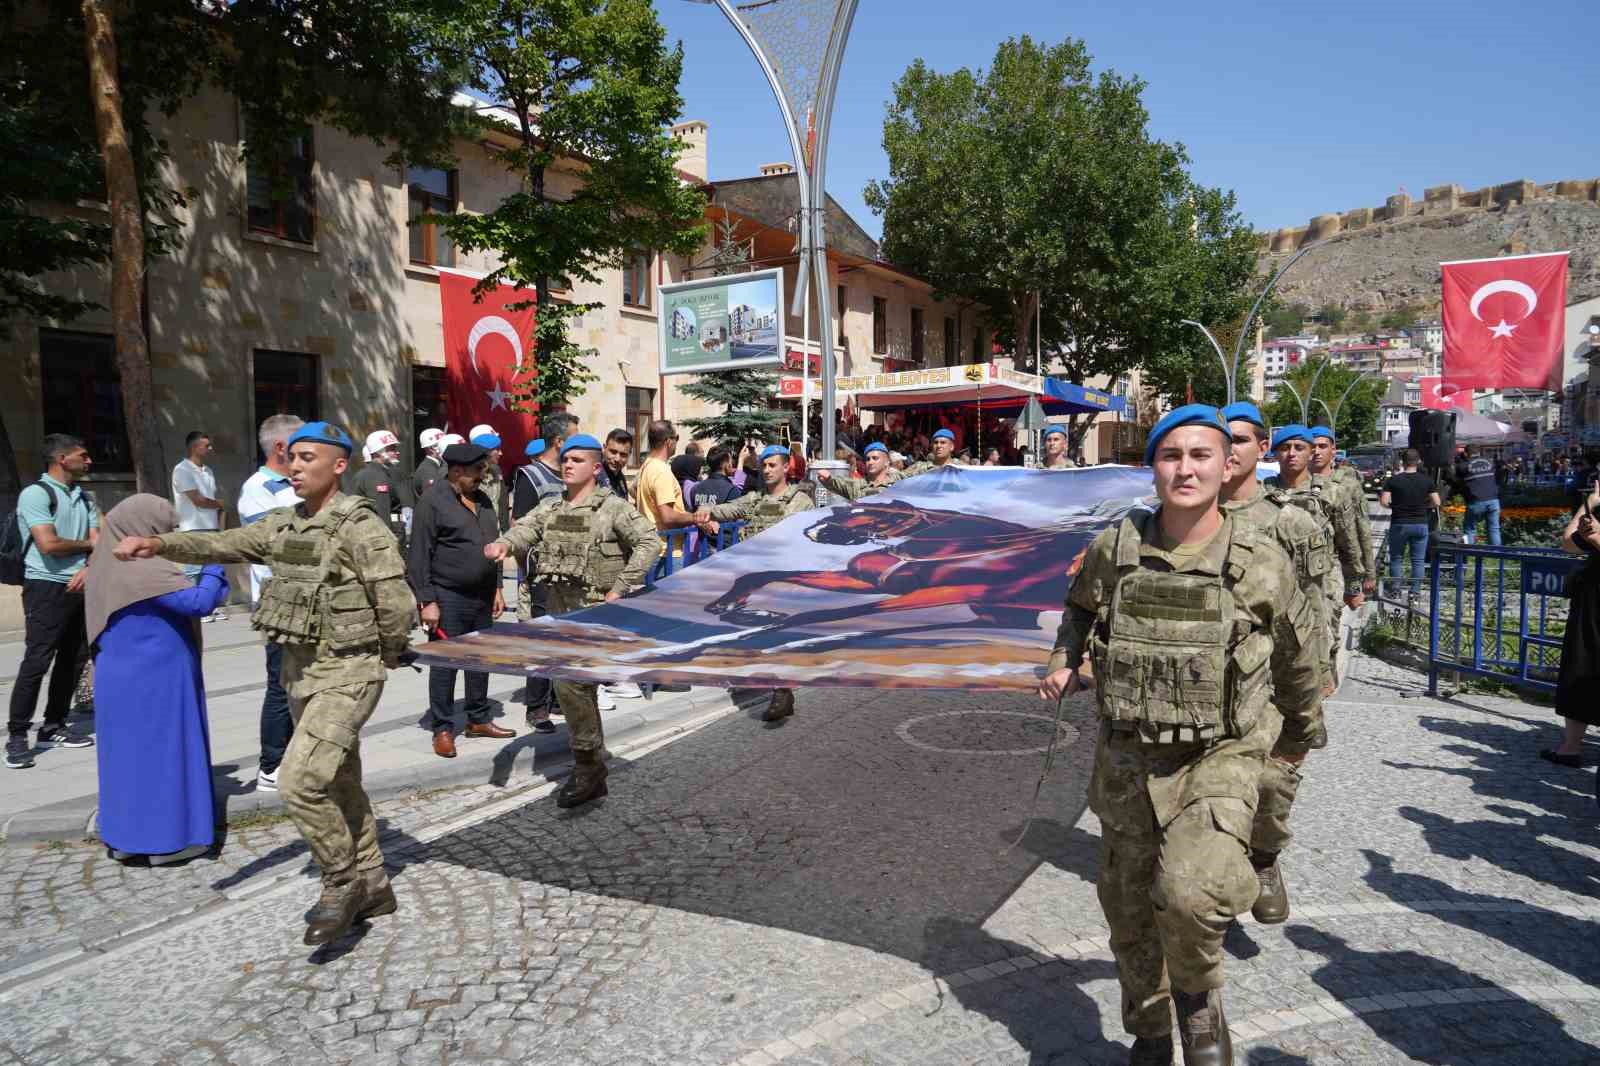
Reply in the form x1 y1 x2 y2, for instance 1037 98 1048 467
656 0 1594 240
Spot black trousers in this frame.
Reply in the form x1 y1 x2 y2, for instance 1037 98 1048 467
424 585 495 731
259 641 294 775
8 580 86 737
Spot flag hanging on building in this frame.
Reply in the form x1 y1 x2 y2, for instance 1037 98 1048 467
438 268 539 468
1416 376 1474 412
1440 251 1568 391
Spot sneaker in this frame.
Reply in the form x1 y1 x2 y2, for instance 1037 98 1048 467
5 738 34 770
596 688 616 712
256 768 280 792
37 727 93 749
601 682 644 700
207 608 229 623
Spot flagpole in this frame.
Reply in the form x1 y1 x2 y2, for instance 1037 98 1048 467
801 276 811 458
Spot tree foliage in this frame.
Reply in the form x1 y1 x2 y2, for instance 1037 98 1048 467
431 0 707 411
864 35 1261 420
1265 357 1384 446
1262 301 1308 339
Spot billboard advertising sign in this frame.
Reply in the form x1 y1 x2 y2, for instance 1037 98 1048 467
658 268 784 375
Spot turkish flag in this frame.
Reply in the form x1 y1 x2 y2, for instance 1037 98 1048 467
1441 251 1567 391
1417 376 1473 412
438 268 538 473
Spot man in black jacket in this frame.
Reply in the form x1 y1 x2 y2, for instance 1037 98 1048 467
408 442 516 758
1453 445 1501 546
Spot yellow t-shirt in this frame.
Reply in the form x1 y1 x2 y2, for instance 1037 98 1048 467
634 457 684 530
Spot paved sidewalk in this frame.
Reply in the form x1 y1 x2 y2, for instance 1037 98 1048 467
0 605 736 843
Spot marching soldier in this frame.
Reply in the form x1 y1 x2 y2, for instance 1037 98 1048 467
1309 426 1377 598
817 441 902 501
352 429 415 552
483 434 660 807
1039 404 1324 1066
1219 401 1334 926
113 422 416 946
695 443 817 722
1265 425 1365 688
1040 425 1073 469
902 427 958 477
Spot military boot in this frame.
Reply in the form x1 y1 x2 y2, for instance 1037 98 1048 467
357 868 398 921
762 688 795 722
304 878 368 946
556 749 608 808
1173 988 1231 1066
1128 1032 1174 1065
1250 851 1289 924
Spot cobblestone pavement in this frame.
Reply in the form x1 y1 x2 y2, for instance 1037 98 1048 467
1 650 1597 1066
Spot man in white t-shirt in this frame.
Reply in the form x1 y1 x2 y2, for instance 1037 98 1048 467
172 431 223 531
236 414 304 791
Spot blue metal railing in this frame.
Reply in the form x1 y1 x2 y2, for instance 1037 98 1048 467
1427 542 1581 695
646 520 749 587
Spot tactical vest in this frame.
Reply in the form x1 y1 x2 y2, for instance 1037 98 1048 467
746 485 812 538
1262 489 1331 586
1272 479 1336 534
1088 513 1272 742
253 496 379 653
530 493 627 592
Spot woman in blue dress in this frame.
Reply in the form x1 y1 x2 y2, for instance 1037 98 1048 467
85 495 229 864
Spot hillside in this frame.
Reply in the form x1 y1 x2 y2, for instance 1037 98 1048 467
1256 185 1600 315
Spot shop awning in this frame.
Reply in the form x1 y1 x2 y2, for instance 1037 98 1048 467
832 362 1124 416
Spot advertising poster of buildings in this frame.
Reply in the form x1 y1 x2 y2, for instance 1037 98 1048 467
659 268 784 374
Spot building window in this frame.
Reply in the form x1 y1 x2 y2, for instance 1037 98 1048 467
412 366 448 446
625 386 655 466
245 128 315 243
943 316 956 365
622 252 652 309
407 166 455 267
837 285 847 344
253 350 320 462
910 308 924 364
39 330 131 473
872 296 888 355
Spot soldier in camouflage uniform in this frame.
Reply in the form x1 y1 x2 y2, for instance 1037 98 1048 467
696 443 817 722
1265 425 1365 689
1040 424 1074 469
1310 427 1377 597
817 441 902 501
901 427 958 478
1219 402 1334 928
1039 405 1324 1066
485 434 660 807
114 422 416 946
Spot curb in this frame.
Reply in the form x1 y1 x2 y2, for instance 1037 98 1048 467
1 687 750 846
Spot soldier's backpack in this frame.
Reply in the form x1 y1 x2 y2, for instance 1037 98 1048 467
0 482 60 586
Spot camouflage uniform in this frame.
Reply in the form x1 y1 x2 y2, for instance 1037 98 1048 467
1050 510 1323 1039
900 457 957 478
708 483 818 718
157 495 415 890
817 469 901 501
1222 485 1334 862
1264 474 1363 684
1331 464 1376 585
479 466 508 534
496 487 660 756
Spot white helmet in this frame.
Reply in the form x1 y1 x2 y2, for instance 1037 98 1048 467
364 429 400 461
468 423 496 441
419 427 444 453
439 433 466 448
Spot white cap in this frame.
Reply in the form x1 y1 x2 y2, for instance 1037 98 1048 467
419 427 444 451
439 433 466 448
364 429 400 460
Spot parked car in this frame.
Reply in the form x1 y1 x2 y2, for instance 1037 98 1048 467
1347 452 1389 497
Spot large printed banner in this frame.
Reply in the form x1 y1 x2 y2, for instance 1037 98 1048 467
413 466 1155 691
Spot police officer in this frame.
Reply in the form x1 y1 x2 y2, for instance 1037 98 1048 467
1040 425 1073 469
413 427 446 500
902 427 958 477
817 441 902 501
1219 401 1333 926
113 422 416 945
1039 405 1323 1066
352 430 415 552
1309 426 1376 597
695 443 817 722
1266 426 1364 687
483 435 660 807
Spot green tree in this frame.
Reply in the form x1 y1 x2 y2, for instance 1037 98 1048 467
677 218 789 448
1378 302 1423 331
433 0 707 412
1317 303 1347 331
864 35 1260 430
1265 357 1384 446
1262 301 1308 338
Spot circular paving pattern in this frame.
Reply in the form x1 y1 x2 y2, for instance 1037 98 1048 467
894 709 1079 756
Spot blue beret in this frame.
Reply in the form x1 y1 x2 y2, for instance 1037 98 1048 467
759 444 790 462
1221 401 1267 430
1309 425 1335 441
287 421 354 455
1271 424 1313 450
471 432 502 449
1143 404 1229 465
863 442 889 456
1042 425 1069 440
559 433 602 457
931 428 956 442
524 439 546 458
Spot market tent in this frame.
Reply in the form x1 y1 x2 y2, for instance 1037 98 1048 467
1390 411 1528 448
841 362 1124 416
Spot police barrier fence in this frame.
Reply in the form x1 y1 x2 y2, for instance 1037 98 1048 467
646 520 749 587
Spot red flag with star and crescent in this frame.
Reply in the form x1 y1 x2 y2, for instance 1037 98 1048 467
438 268 538 473
1440 251 1568 392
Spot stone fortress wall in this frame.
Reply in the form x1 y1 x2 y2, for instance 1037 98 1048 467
1258 177 1600 252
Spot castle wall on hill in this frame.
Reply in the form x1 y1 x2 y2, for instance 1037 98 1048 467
1260 178 1600 253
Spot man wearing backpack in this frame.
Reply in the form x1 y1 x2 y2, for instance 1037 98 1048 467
6 434 99 769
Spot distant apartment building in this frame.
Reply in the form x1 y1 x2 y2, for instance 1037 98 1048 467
1411 320 1443 353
